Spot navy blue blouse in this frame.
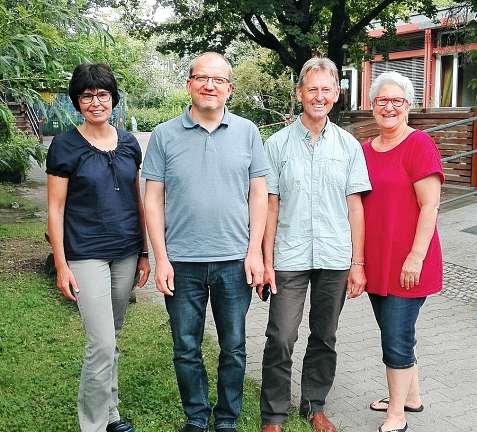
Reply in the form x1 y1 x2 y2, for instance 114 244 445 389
46 128 143 261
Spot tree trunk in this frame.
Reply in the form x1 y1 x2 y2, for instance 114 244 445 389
327 45 345 123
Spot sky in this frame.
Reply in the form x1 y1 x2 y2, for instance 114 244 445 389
95 2 173 26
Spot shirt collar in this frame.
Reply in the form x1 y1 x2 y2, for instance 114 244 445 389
295 115 330 141
181 105 231 129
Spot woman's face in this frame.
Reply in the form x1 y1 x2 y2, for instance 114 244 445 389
78 88 113 125
372 83 410 131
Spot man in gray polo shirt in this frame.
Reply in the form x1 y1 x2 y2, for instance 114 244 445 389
258 58 371 432
142 52 268 432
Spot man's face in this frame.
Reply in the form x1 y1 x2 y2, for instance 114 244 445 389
296 69 339 124
186 54 233 113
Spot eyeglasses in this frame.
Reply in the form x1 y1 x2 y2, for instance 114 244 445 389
79 91 112 104
374 97 408 107
189 75 230 85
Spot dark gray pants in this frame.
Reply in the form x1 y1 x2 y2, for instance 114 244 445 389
260 269 348 424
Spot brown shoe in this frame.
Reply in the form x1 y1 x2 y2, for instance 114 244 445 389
310 412 336 432
260 425 283 432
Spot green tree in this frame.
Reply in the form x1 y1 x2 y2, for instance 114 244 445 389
62 31 149 97
229 50 294 125
120 0 441 79
0 0 106 106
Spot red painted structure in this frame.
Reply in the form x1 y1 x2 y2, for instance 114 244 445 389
360 9 477 109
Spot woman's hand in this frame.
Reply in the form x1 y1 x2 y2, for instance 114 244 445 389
400 252 424 290
55 264 79 301
347 265 366 298
136 256 151 288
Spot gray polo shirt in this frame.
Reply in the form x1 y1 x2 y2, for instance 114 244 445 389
142 106 269 262
265 116 371 271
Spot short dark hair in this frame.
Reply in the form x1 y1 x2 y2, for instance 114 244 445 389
69 63 120 112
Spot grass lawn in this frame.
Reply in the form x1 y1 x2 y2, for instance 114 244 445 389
0 183 317 432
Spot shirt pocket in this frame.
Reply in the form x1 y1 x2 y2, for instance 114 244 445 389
316 157 347 188
278 157 305 193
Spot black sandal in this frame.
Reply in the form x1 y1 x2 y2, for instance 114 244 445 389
370 396 424 413
378 422 408 432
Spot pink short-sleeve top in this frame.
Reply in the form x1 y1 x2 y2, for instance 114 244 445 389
362 130 444 297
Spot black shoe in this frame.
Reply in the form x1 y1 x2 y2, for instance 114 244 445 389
106 419 135 432
179 425 207 432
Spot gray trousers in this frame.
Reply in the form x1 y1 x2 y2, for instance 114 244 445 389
69 255 137 432
260 269 348 424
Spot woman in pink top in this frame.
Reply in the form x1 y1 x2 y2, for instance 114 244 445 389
362 71 444 432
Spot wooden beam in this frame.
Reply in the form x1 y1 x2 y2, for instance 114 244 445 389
472 107 477 187
423 29 433 109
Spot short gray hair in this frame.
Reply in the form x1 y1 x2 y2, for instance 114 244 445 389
369 71 415 106
297 57 339 88
189 52 233 81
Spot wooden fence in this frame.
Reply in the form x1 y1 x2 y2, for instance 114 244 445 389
342 107 477 187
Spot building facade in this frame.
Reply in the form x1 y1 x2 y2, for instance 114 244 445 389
341 7 477 110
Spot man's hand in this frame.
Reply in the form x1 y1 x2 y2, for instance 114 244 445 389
256 264 277 299
346 265 366 299
155 256 175 296
244 249 264 288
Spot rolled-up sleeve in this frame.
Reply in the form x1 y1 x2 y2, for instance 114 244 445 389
346 140 372 196
264 135 280 195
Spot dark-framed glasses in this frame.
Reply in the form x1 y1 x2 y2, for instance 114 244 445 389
79 91 112 104
189 74 230 85
374 97 408 108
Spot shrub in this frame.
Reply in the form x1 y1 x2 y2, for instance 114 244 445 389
127 89 190 131
0 104 46 181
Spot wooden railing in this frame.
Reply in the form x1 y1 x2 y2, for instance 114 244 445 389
1 94 43 142
24 103 42 141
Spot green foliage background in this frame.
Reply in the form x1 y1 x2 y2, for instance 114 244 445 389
0 104 45 174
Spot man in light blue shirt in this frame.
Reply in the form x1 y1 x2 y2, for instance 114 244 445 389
259 58 371 432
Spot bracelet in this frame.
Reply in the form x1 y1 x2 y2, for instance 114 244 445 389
139 251 149 258
351 261 365 266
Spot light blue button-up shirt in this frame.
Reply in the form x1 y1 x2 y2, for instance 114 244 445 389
265 116 371 271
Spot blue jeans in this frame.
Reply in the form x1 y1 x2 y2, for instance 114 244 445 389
369 294 426 369
165 260 252 430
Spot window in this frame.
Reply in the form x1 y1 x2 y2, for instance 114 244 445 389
372 58 425 106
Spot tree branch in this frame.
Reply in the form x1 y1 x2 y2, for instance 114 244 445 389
273 4 311 69
242 13 296 69
345 0 403 42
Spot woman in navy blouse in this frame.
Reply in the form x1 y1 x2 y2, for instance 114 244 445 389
47 63 150 432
